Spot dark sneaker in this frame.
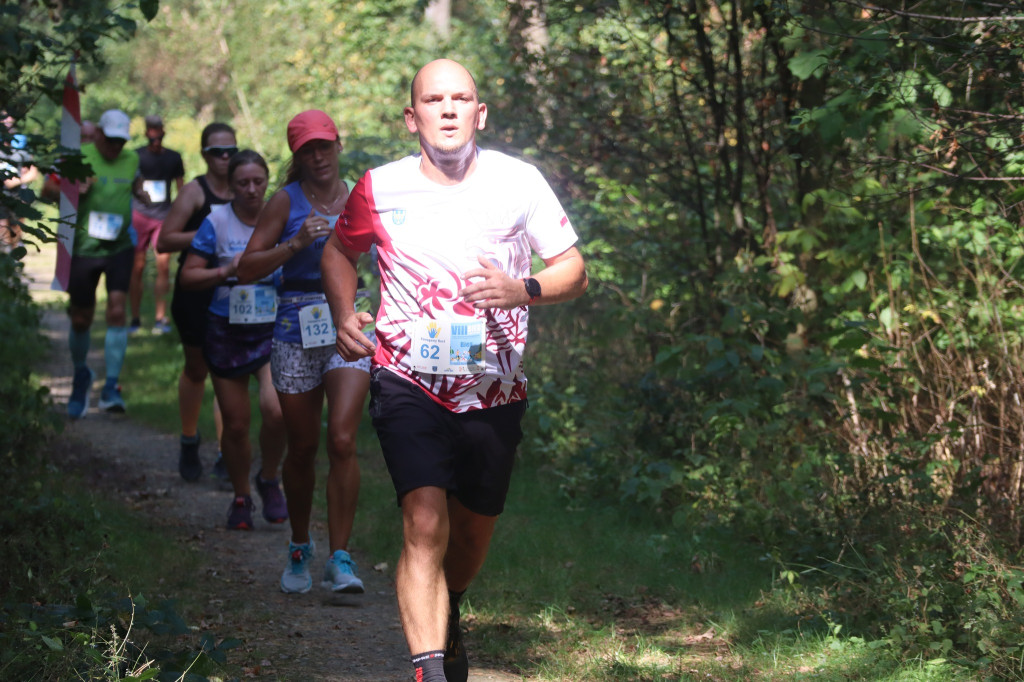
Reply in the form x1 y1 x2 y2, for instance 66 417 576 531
211 451 228 482
128 319 142 335
226 495 255 530
254 473 288 523
321 549 364 593
67 366 94 419
445 604 469 682
178 434 202 482
98 384 126 413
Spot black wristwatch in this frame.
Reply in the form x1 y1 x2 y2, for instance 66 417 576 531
523 277 541 305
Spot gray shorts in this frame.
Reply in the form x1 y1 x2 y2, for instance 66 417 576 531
271 337 372 394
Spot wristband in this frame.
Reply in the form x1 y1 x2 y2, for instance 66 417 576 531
523 277 541 304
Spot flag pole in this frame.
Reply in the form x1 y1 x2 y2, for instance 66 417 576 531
52 56 80 292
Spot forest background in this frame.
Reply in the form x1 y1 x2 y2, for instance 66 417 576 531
5 0 1024 679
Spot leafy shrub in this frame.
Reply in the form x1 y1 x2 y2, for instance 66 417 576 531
0 250 59 470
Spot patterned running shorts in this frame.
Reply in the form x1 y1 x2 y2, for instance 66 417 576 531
270 336 372 394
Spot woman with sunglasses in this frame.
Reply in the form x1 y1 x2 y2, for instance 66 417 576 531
178 150 287 530
238 110 371 594
157 123 238 484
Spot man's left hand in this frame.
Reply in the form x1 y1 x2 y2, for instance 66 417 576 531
460 255 529 310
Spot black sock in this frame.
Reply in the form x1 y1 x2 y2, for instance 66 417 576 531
448 589 465 623
411 650 446 682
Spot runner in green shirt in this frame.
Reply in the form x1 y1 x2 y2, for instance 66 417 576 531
66 109 149 418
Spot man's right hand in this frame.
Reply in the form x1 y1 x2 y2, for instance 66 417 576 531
335 311 376 361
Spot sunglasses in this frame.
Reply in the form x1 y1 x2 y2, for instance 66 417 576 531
202 145 238 158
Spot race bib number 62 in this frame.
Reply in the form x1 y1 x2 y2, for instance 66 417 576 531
410 317 485 375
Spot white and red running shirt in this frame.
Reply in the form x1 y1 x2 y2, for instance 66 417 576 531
336 149 579 413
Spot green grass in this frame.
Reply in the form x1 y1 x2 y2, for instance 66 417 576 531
0 451 231 681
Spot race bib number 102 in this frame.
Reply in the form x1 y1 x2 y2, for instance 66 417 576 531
229 285 276 325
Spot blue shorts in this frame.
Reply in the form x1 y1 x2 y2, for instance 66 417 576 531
369 367 527 516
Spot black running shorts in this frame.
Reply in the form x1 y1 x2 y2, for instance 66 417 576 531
170 269 215 347
67 247 134 309
369 367 527 517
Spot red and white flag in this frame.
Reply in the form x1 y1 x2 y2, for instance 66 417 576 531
51 58 80 292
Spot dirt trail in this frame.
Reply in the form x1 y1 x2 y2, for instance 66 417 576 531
21 248 520 682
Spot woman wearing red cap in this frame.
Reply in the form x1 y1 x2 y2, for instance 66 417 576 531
238 110 372 594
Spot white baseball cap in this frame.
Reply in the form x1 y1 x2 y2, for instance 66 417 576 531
98 109 131 140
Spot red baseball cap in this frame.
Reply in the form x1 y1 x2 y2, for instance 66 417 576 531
287 110 338 152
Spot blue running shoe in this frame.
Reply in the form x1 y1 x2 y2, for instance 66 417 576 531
67 366 94 419
322 549 364 594
153 318 172 335
280 541 315 594
98 383 126 413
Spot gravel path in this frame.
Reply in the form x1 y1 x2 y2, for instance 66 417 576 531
22 246 521 682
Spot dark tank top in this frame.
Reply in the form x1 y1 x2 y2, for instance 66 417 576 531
177 175 231 265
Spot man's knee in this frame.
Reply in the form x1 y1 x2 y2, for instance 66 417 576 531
402 489 450 550
68 307 94 331
106 295 127 326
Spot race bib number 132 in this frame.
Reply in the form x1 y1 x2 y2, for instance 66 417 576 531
298 303 336 349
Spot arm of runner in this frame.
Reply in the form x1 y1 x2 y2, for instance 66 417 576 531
239 199 333 283
460 245 588 310
156 179 202 253
179 251 237 291
132 175 153 208
322 231 375 361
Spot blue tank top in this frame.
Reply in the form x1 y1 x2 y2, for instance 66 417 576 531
274 181 370 344
274 182 334 343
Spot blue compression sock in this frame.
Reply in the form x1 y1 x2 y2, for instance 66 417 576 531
68 327 90 369
104 326 128 386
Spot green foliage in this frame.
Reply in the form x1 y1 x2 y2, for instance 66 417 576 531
768 506 1024 679
517 2 1024 676
0 0 142 118
0 254 59 466
1 0 154 251
0 260 235 681
86 0 514 178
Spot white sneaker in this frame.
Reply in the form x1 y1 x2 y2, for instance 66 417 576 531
280 541 315 594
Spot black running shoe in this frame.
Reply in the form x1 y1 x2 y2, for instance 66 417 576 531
178 434 202 482
444 613 468 682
